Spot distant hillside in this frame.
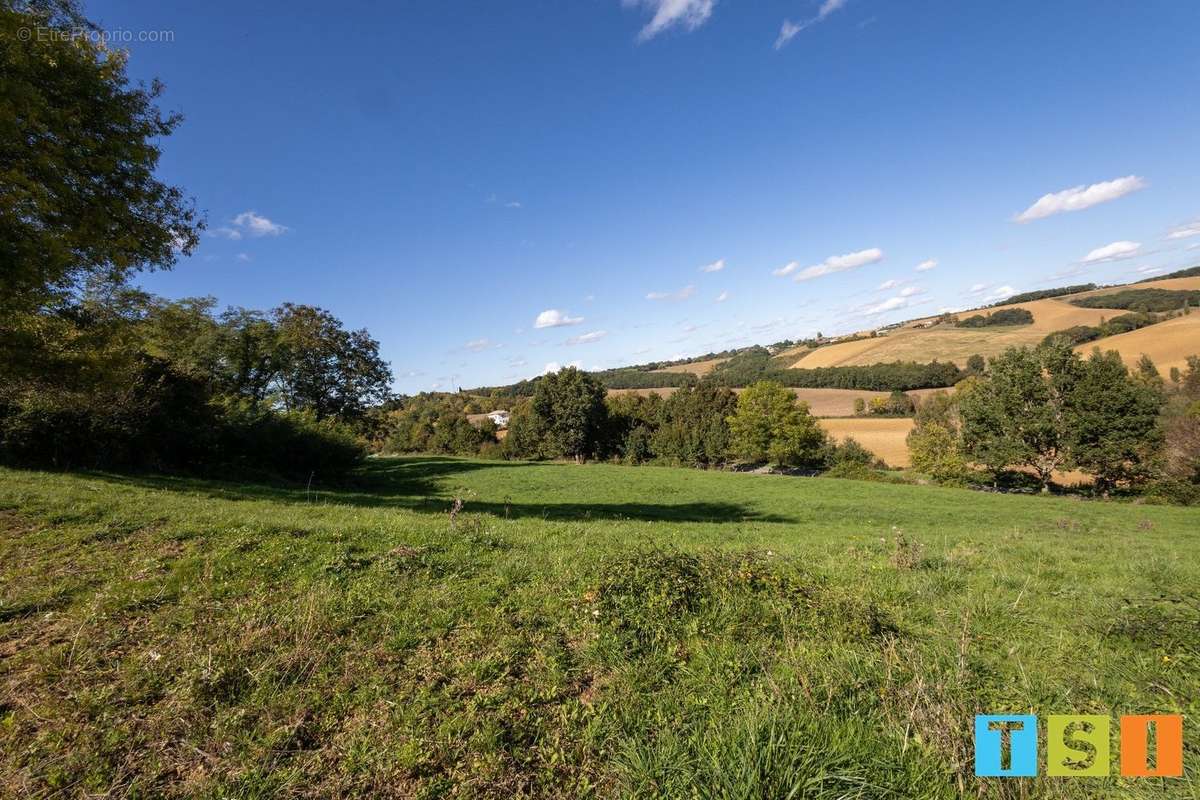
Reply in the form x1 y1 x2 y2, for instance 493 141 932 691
468 270 1200 397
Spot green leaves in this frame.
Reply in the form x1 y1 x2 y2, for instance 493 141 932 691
727 381 826 468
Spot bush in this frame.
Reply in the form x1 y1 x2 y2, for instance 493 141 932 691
211 399 364 478
1144 478 1200 506
955 308 1034 328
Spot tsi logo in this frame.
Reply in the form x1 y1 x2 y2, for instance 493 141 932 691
974 714 1183 778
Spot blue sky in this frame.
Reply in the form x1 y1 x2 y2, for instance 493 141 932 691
94 0 1200 393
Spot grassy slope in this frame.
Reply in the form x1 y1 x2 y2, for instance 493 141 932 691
1 458 1197 798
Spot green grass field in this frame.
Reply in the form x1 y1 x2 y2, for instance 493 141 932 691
1 457 1197 798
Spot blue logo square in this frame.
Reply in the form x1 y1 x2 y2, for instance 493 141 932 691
975 714 1038 777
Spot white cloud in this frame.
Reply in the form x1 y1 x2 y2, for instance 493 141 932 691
464 338 493 352
715 290 730 303
231 210 288 237
915 259 937 272
989 285 1017 301
900 286 923 297
505 201 523 209
646 284 697 301
1167 220 1200 240
774 0 847 49
774 19 802 49
777 247 883 282
1135 265 1162 276
534 309 584 328
567 330 607 345
235 253 251 262
1081 240 1141 263
1014 175 1146 223
877 279 900 290
212 226 242 241
626 0 715 41
863 296 907 316
542 360 582 375
699 258 725 273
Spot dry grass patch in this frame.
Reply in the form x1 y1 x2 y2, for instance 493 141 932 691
818 418 914 467
802 299 1128 368
651 357 729 376
1075 312 1200 374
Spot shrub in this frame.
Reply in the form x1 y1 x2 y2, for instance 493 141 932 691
955 308 1034 328
1143 478 1200 506
212 399 364 479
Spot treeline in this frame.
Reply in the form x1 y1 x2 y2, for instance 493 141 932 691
702 347 963 391
954 308 1034 328
1137 265 1200 283
906 343 1200 503
1041 312 1158 347
475 349 963 399
384 369 880 474
1071 289 1200 313
1 289 392 476
1 3 390 479
992 284 1096 305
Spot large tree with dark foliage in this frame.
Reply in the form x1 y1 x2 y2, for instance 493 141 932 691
271 304 392 422
959 345 1078 491
0 0 202 320
530 367 607 462
1066 349 1163 494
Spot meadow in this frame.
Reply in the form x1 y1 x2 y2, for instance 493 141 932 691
2 457 1197 798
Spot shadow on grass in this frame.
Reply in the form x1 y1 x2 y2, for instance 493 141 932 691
83 456 796 525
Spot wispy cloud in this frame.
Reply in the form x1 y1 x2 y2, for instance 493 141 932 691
1167 219 1200 240
699 258 725 273
715 290 730 303
534 309 584 328
877 279 900 290
989 285 1017 301
566 330 608 345
775 0 847 49
235 252 252 262
900 286 923 297
235 211 287 236
774 19 803 49
1014 175 1146 223
212 210 289 240
464 338 497 352
915 258 937 272
625 0 715 41
863 295 907 316
1081 240 1141 264
775 247 883 282
646 284 697 301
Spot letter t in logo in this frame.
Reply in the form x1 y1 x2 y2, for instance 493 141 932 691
975 715 1038 777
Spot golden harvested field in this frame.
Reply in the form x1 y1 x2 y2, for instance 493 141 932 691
1071 276 1200 298
797 298 1126 368
1075 312 1200 374
609 386 955 417
651 357 729 376
818 417 913 467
